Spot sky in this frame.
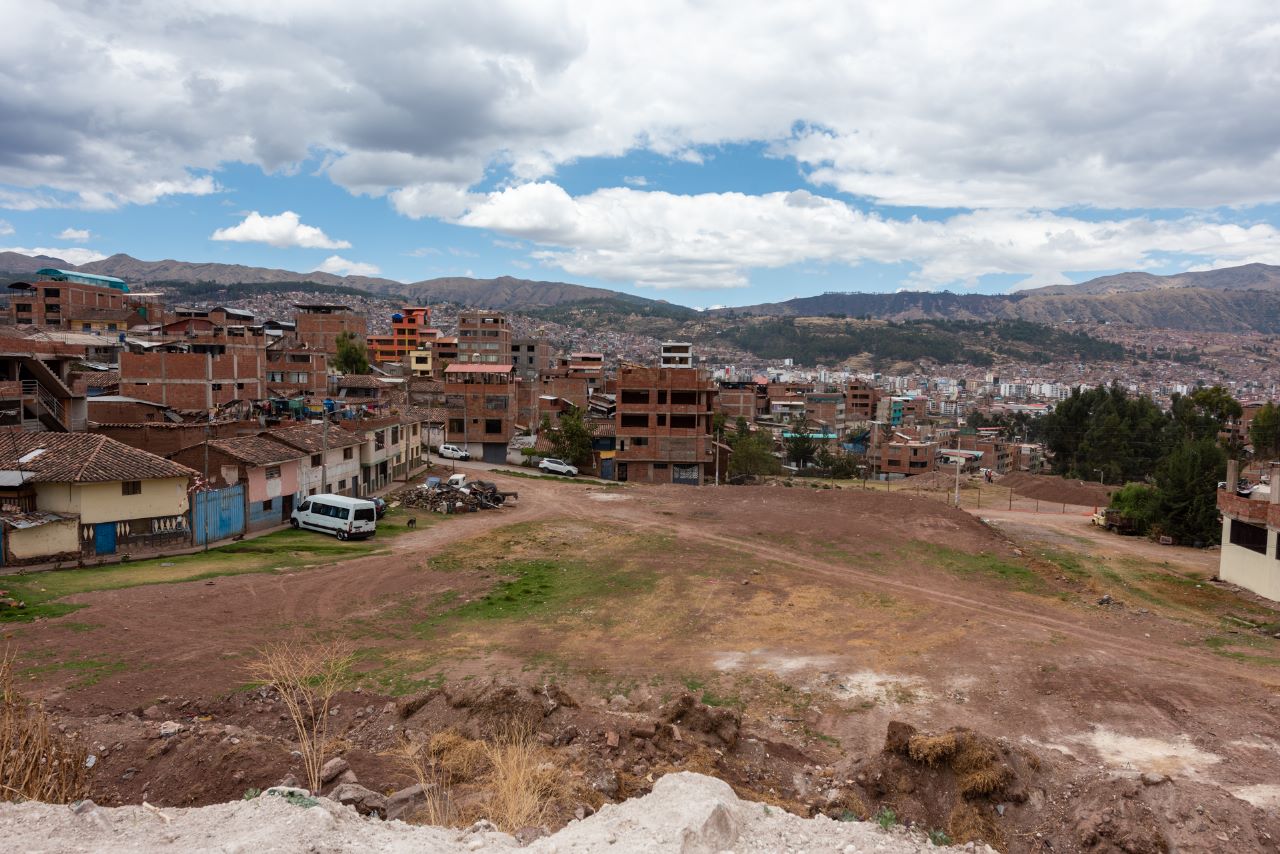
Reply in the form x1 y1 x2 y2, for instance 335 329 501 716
3 1 1280 308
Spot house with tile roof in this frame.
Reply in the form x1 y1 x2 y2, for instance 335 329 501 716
168 435 305 532
0 431 196 562
260 423 365 498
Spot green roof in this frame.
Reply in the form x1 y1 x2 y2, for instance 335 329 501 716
36 268 128 292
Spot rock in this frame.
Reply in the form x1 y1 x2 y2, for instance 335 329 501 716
1141 772 1169 786
69 800 96 815
158 721 184 738
589 768 620 798
331 769 358 787
658 693 741 747
328 782 388 817
1098 594 1113 605
630 721 657 739
142 705 163 720
385 784 425 821
605 730 620 748
263 786 312 800
121 768 136 782
515 826 548 844
884 720 918 755
608 694 629 710
319 757 350 784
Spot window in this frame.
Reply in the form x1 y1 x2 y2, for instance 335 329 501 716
670 414 696 429
1232 519 1268 554
265 466 281 479
121 480 142 495
485 418 503 434
338 479 347 490
211 383 223 391
631 437 649 446
620 414 649 428
671 390 698 405
448 418 465 434
658 390 667 405
654 463 669 470
311 454 322 466
343 447 354 460
620 390 650 405
262 499 274 512
354 508 375 522
657 414 667 426
298 501 311 512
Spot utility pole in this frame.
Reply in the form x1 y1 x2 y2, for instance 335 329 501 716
321 407 329 493
954 455 962 508
202 420 210 552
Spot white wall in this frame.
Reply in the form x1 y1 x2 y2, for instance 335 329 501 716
1218 517 1280 601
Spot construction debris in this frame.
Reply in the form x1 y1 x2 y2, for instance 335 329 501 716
397 475 518 514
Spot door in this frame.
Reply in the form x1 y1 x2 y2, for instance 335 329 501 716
282 494 294 523
617 462 628 482
94 522 117 555
600 458 615 480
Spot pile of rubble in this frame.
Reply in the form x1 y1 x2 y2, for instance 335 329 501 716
397 475 517 514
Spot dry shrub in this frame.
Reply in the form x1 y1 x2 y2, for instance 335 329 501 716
0 649 89 803
481 727 563 832
247 640 353 794
948 801 1006 853
907 731 960 765
397 738 461 828
428 730 488 783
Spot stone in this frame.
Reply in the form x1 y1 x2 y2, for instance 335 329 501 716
1098 594 1113 605
142 705 163 720
319 757 350 784
158 721 184 738
515 826 548 844
70 800 96 815
121 768 137 782
608 694 629 710
328 782 388 817
589 768 620 798
605 730 620 748
331 769 358 787
630 722 657 739
1141 772 1169 786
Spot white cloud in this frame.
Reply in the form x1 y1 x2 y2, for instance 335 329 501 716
0 220 11 236
623 176 648 187
0 246 108 266
459 182 1280 290
3 2 1279 216
211 211 350 249
58 228 91 241
315 255 381 277
405 247 442 257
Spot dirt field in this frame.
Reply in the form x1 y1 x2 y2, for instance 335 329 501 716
6 467 1280 852
998 472 1115 507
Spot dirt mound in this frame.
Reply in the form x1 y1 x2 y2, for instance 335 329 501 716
864 721 1038 851
999 472 1114 507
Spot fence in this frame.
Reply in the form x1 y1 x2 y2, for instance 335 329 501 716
805 476 1097 516
191 484 246 545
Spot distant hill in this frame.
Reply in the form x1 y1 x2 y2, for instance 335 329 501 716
375 276 668 311
0 251 72 274
1021 262 1280 296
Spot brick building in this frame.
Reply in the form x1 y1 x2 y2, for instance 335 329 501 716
614 363 717 484
293 304 367 355
7 269 148 331
880 436 940 477
119 349 265 410
716 381 766 422
845 380 879 421
804 389 847 434
457 311 512 366
442 363 517 463
367 307 438 365
511 338 552 380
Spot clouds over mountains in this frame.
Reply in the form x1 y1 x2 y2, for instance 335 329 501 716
5 2 1280 289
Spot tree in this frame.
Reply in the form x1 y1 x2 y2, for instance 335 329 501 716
548 407 594 467
1251 402 1280 461
784 417 819 468
332 331 370 374
728 431 780 478
1152 437 1227 546
814 443 837 472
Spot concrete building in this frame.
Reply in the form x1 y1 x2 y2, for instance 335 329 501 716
338 413 427 492
660 342 694 369
511 338 552 380
0 338 90 432
457 311 512 366
1216 462 1280 600
293 304 367 355
367 307 438 365
261 423 366 497
845 379 879 421
6 269 150 331
613 362 717 484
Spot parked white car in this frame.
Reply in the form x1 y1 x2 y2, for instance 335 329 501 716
539 458 579 476
290 494 378 540
438 443 471 460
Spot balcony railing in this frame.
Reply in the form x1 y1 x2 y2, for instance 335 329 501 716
1218 490 1272 525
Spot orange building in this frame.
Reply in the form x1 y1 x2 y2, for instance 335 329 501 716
367 307 439 365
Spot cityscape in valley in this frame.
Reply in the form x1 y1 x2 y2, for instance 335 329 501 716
7 4 1280 853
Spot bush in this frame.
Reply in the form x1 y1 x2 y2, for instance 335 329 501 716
1107 482 1159 535
0 649 90 803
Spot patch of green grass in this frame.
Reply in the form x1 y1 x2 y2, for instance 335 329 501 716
913 544 1042 591
1038 549 1093 579
1203 630 1280 666
0 526 409 624
417 556 656 630
874 806 898 829
802 726 840 746
929 829 953 846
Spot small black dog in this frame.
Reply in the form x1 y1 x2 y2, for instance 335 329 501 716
406 517 417 529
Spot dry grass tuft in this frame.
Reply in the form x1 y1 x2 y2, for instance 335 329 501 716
951 736 1012 798
429 730 489 783
481 727 563 832
907 731 960 764
397 738 461 827
0 649 89 803
948 801 1006 852
246 640 353 794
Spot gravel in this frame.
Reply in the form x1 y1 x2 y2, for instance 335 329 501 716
0 773 994 853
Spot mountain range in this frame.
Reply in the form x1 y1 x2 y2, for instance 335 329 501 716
2 250 1280 331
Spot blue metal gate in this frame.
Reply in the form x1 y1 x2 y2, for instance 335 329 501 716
192 484 246 545
94 522 117 555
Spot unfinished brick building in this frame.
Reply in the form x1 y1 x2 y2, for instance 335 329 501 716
845 379 879 421
120 350 264 410
716 381 766 422
457 310 512 366
293 304 367 355
614 363 717 484
442 363 517 463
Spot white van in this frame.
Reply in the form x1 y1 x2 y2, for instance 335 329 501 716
290 494 378 540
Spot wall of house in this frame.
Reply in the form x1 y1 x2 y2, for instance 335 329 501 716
243 461 300 503
298 450 362 496
6 519 80 563
1218 518 1280 601
34 478 190 524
